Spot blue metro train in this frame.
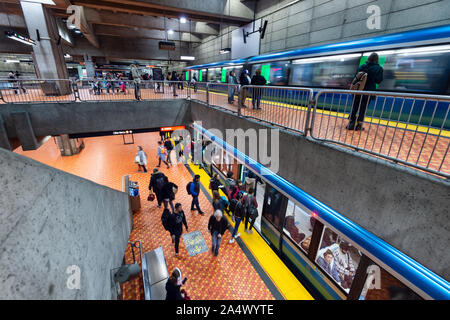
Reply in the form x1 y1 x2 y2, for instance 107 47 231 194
185 25 450 129
193 123 450 300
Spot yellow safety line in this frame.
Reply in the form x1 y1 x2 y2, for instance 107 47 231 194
187 162 314 300
196 90 450 138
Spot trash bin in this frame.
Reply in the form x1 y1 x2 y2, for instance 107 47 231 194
129 181 141 213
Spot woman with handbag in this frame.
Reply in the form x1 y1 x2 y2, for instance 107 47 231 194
135 146 148 172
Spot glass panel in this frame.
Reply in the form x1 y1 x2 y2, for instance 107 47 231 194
316 227 362 293
360 265 422 300
269 61 290 86
207 67 222 82
283 200 314 253
290 54 361 88
262 185 286 229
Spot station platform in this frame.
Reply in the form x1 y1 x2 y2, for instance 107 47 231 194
14 132 313 300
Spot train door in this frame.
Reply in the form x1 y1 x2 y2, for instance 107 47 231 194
260 184 288 251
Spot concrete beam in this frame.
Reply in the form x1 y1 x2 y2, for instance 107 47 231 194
70 0 252 26
67 5 99 48
0 13 25 28
93 24 202 43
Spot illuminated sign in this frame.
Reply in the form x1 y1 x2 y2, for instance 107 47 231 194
112 130 133 135
160 125 186 132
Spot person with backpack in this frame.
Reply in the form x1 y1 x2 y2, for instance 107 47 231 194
167 203 188 256
243 188 258 234
229 193 245 243
239 69 251 107
208 210 229 257
149 168 168 208
164 137 175 165
251 69 267 110
228 181 240 201
157 140 170 169
212 190 228 213
209 174 221 193
187 175 204 215
347 52 384 131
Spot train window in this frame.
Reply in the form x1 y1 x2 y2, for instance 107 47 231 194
208 68 222 82
371 45 450 94
268 62 290 86
360 265 422 300
315 227 362 294
290 53 361 89
262 185 287 229
283 200 314 253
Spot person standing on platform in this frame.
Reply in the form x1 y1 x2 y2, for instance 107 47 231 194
209 174 221 193
172 71 178 97
164 137 175 165
157 140 170 169
135 146 148 172
168 203 188 256
208 210 229 257
188 174 204 215
243 188 258 234
191 74 198 93
347 52 383 131
228 71 238 104
149 168 168 208
250 69 267 110
229 193 245 243
212 190 228 213
130 64 142 100
239 69 251 107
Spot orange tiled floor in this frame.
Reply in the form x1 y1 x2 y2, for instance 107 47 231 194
15 132 275 300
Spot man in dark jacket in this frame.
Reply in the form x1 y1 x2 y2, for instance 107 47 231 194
168 203 188 256
239 69 251 107
162 179 177 212
149 168 168 208
250 69 267 110
347 52 384 130
164 137 174 165
189 174 204 215
208 210 229 256
229 192 245 243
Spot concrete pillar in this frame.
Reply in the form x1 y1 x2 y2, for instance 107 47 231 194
20 1 70 94
55 134 84 156
84 54 96 78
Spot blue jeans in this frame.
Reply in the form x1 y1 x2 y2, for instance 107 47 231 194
231 217 242 238
211 230 222 256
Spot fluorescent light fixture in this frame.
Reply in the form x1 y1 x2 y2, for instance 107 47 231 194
74 29 81 34
5 31 36 46
180 17 187 24
219 48 231 54
67 23 76 30
5 59 20 63
64 54 71 58
180 56 195 61
363 45 450 57
21 0 56 4
168 29 174 35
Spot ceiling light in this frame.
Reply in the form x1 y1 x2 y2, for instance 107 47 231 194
74 29 81 34
64 54 71 58
21 0 56 4
219 48 231 54
168 29 174 35
180 17 187 24
4 30 36 46
5 59 20 63
180 56 195 60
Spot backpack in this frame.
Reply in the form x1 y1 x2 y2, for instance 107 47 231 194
229 199 238 213
186 182 193 195
245 195 258 218
161 209 171 231
350 71 367 91
155 175 166 192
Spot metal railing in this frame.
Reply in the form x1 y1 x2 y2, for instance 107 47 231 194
311 89 450 178
0 79 75 103
1 78 448 177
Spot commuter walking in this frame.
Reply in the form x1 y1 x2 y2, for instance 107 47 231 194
168 203 188 256
208 210 229 256
149 168 168 208
347 52 383 131
187 174 204 215
229 193 245 243
130 64 142 100
209 173 221 193
251 69 267 110
157 140 170 169
135 146 148 172
239 69 251 107
191 75 198 93
164 137 175 165
243 188 258 234
228 71 238 104
165 267 189 300
162 179 178 212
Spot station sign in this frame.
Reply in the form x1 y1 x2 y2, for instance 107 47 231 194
160 125 186 132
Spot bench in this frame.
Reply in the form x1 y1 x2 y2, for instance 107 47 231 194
141 246 169 300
